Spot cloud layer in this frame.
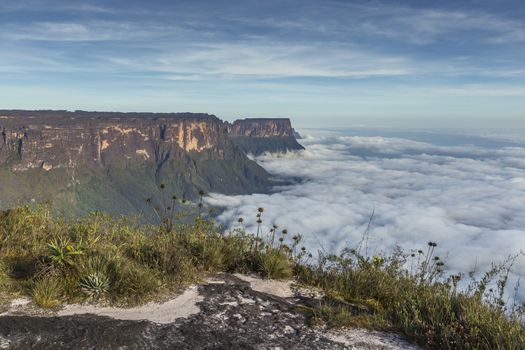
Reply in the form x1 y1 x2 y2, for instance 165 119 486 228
207 129 525 290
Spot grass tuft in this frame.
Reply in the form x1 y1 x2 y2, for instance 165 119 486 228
32 274 62 309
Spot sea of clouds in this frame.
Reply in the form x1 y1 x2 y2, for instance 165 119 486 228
207 128 525 293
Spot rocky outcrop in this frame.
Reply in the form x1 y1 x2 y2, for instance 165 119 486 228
228 118 304 155
0 110 271 214
0 274 420 350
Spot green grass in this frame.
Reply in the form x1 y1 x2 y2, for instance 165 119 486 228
0 204 523 349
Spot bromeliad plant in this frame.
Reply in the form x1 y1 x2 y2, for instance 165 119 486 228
79 272 110 299
47 238 84 267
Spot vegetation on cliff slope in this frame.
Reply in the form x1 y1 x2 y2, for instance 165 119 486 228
0 203 523 349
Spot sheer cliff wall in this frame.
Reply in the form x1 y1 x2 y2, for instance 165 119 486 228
227 118 304 155
0 112 232 172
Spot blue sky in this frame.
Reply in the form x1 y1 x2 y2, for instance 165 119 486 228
1 0 524 128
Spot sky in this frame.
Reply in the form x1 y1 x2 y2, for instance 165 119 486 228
207 128 525 297
1 0 525 127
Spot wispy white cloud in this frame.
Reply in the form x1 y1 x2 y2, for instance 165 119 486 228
227 2 525 45
1 1 524 81
152 43 413 78
0 20 188 42
355 7 525 45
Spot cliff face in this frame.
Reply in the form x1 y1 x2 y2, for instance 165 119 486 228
228 118 298 138
0 110 270 214
228 118 304 156
0 111 231 172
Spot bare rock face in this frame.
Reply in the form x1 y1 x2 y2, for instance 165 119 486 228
0 111 232 172
228 118 305 155
228 118 298 138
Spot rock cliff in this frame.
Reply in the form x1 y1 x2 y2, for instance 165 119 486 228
228 118 304 155
0 111 232 171
0 110 271 214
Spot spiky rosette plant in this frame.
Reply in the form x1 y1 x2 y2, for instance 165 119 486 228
79 272 110 299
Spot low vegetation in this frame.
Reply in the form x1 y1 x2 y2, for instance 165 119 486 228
0 199 523 349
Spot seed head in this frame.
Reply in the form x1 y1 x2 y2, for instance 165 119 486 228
257 207 264 213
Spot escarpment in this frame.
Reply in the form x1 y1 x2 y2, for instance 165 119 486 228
0 111 230 171
227 118 304 155
0 110 271 215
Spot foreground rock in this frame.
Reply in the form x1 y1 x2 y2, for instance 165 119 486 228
0 274 419 350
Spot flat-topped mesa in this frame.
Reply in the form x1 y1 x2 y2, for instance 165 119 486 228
228 118 297 138
0 110 271 214
228 118 304 156
0 110 230 172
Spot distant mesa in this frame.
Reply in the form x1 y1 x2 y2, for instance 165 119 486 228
227 118 305 156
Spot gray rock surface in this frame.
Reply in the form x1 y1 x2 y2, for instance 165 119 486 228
0 275 419 349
